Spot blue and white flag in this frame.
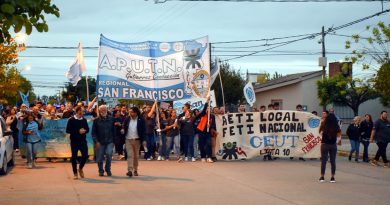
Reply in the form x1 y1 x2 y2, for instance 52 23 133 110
19 91 30 107
243 82 256 107
96 35 210 101
66 43 86 86
210 57 220 85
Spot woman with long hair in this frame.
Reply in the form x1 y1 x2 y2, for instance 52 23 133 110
360 114 373 162
6 107 19 151
319 113 341 183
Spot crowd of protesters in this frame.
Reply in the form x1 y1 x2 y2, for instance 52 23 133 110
1 98 389 181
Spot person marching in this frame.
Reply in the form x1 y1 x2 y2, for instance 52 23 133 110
66 106 90 180
92 105 115 177
122 106 145 177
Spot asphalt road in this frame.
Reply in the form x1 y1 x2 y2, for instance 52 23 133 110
1 152 389 205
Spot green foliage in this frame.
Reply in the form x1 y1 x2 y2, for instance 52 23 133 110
344 21 390 107
317 74 378 116
0 39 34 105
62 76 96 103
211 62 245 106
0 0 60 43
265 71 283 80
375 61 390 106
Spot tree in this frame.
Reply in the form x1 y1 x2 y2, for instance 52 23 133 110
0 39 34 105
0 0 60 43
265 71 283 81
317 73 378 116
62 76 96 103
345 21 390 106
211 62 245 107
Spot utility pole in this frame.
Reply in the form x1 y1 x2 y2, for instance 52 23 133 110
321 26 326 80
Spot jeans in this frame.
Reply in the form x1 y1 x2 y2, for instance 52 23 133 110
193 134 199 158
12 130 19 149
158 134 168 158
166 135 180 159
321 143 337 176
114 134 125 155
26 142 39 164
199 132 211 159
144 133 156 159
374 142 388 163
349 139 360 160
71 141 88 174
361 141 370 162
181 134 194 158
96 143 114 173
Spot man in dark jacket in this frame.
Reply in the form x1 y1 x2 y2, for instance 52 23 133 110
92 105 115 176
121 106 145 177
66 106 89 179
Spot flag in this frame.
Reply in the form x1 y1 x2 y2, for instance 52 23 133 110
210 57 220 85
66 43 86 86
19 91 30 107
243 82 256 107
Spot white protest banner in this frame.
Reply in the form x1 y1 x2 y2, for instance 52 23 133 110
215 111 322 160
97 35 210 101
243 82 256 106
173 90 216 115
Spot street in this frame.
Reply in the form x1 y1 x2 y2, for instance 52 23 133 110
1 152 389 205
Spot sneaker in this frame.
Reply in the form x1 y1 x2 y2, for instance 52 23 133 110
330 177 336 183
348 156 352 161
184 157 189 162
147 157 152 161
191 157 196 162
157 156 162 161
299 157 306 161
126 171 133 178
73 174 78 180
211 157 218 162
78 169 84 178
207 158 214 163
161 157 165 161
119 155 125 160
370 160 379 166
27 163 33 169
355 159 359 163
177 157 183 162
318 176 325 183
134 171 139 176
106 172 112 176
201 158 206 162
99 172 104 177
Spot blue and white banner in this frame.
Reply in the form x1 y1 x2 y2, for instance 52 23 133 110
173 90 216 115
97 35 211 101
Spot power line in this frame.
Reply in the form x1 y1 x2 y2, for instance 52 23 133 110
221 9 390 61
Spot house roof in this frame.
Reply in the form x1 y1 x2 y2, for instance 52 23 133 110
253 70 323 93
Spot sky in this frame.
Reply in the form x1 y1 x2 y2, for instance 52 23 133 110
14 0 390 96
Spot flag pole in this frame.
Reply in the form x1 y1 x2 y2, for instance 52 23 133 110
217 59 226 109
207 43 212 132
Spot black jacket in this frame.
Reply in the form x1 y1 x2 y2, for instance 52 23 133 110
346 123 360 141
122 116 146 142
360 120 373 141
92 116 115 145
66 116 89 143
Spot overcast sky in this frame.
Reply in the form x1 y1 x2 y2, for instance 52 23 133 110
15 0 390 96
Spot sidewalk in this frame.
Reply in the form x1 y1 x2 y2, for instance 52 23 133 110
338 138 390 158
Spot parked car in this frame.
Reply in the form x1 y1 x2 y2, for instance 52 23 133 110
0 116 14 175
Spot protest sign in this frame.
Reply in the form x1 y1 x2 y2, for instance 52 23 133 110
215 111 321 159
